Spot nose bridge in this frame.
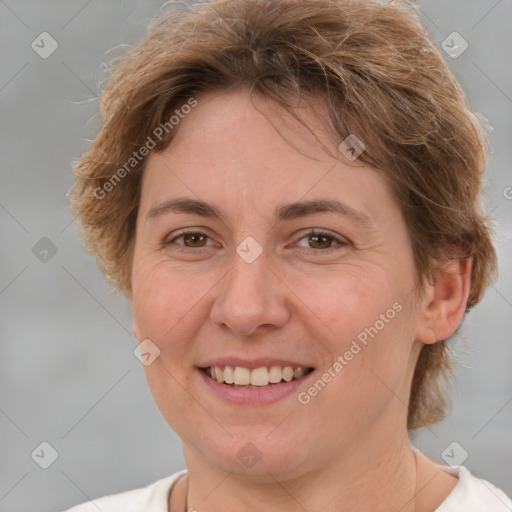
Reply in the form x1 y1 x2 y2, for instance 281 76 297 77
230 246 269 300
210 246 289 336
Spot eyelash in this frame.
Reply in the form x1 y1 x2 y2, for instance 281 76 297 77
164 229 348 253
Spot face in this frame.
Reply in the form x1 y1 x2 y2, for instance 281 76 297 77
131 88 426 479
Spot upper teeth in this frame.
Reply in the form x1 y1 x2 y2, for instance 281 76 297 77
206 366 308 386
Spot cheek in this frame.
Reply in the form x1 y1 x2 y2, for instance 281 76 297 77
132 259 207 345
296 265 417 408
295 263 407 345
131 262 208 431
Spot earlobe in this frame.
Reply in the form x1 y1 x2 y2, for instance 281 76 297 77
415 258 472 345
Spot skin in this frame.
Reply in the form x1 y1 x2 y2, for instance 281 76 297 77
130 88 471 512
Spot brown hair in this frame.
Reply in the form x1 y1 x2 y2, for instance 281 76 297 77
69 0 498 430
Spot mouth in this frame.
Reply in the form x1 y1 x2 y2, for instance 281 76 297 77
201 365 315 388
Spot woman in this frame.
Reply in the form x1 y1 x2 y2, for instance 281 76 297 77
64 0 511 510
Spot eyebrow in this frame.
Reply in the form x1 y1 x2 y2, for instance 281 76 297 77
146 197 374 228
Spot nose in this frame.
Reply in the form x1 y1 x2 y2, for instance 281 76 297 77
209 250 290 337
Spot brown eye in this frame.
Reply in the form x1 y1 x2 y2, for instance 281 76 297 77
295 230 348 252
181 232 208 247
308 233 334 249
166 231 211 248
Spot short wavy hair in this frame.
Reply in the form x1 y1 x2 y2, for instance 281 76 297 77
69 0 498 430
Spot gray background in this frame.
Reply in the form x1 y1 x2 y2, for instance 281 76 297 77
0 1 511 511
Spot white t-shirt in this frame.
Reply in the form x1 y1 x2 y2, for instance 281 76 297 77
61 465 512 512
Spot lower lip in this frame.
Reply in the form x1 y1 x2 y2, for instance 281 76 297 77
198 368 316 405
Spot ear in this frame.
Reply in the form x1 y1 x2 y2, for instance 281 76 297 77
415 257 472 344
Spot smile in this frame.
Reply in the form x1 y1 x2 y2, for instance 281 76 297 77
203 365 314 387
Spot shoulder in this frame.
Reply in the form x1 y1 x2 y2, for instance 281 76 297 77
59 470 187 512
436 465 512 511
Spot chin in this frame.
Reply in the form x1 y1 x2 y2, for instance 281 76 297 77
187 425 319 480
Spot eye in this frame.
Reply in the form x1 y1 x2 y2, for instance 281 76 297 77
164 230 214 249
163 229 348 252
294 229 348 251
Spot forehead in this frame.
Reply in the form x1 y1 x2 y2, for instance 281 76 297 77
139 88 398 228
159 88 338 165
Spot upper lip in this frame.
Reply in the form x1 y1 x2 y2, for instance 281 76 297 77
198 358 314 370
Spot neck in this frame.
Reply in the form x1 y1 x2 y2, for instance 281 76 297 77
181 431 418 512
